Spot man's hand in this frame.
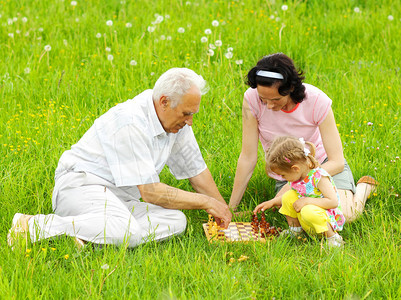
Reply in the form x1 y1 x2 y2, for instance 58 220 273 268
205 197 232 229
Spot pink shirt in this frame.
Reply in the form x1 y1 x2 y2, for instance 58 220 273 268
245 83 332 180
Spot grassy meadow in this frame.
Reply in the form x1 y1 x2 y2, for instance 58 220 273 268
1 0 401 298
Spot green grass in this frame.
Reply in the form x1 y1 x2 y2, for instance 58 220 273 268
1 0 401 298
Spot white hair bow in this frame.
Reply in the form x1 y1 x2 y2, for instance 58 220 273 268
299 137 310 157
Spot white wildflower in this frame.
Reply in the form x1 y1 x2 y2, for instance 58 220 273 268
8 33 14 38
75 18 79 22
388 15 394 21
38 27 44 32
155 15 164 23
165 14 170 19
106 20 113 26
200 36 208 43
24 67 31 74
130 60 137 66
212 20 219 27
207 49 214 56
126 22 132 28
96 33 102 38
235 59 243 65
166 35 172 40
147 26 155 33
7 18 13 25
225 52 233 59
204 28 212 35
178 27 185 33
71 1 77 6
63 39 68 46
354 7 360 13
281 4 288 11
209 43 216 49
22 17 28 23
13 17 17 22
44 45 51 51
107 54 114 61
227 47 233 52
16 29 21 34
101 264 110 270
105 47 111 52
215 40 222 47
160 35 166 40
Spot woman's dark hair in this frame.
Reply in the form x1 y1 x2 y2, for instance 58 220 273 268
246 53 306 103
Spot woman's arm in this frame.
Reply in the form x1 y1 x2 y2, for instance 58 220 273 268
318 108 345 176
229 98 260 211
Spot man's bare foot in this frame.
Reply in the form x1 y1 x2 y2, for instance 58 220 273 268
7 213 32 251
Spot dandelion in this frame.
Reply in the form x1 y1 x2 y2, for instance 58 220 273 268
204 28 212 35
64 254 69 259
235 59 243 65
276 17 281 22
8 33 14 38
26 249 31 253
101 264 110 270
209 43 216 49
75 18 79 22
24 67 31 74
13 17 18 22
96 33 102 38
155 15 164 23
70 1 77 6
354 7 360 13
44 45 51 51
160 35 166 40
22 17 28 23
105 47 111 52
178 27 185 33
130 60 137 66
107 54 114 61
185 1 191 5
270 15 275 19
388 15 394 21
215 40 222 47
225 52 233 59
227 47 233 52
147 26 155 33
165 14 170 19
106 20 113 26
207 49 214 56
201 36 208 43
166 36 172 40
38 27 44 32
281 4 288 11
212 20 219 27
126 22 132 28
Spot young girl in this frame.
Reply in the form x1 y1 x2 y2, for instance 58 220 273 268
254 136 346 247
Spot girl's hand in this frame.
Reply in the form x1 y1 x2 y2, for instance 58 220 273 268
293 197 310 213
253 199 275 214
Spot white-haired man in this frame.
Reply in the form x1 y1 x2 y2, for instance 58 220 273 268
8 68 232 248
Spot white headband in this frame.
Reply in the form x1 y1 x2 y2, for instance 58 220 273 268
299 137 310 157
256 70 284 80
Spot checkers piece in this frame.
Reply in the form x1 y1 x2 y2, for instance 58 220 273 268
203 222 266 243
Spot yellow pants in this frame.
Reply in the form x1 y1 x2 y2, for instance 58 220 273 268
279 190 330 235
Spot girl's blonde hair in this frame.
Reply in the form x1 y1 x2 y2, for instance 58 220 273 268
265 136 319 174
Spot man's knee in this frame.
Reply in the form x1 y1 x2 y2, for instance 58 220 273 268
168 210 187 235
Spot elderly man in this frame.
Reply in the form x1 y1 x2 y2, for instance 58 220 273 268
8 68 232 248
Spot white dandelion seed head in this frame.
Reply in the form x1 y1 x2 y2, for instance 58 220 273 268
75 18 79 22
16 29 21 34
105 47 111 52
235 59 243 65
22 17 28 23
281 5 288 11
354 7 360 13
150 72 155 76
107 54 114 61
207 49 214 56
201 36 208 43
44 45 51 51
38 27 44 32
166 35 172 40
270 15 275 19
185 1 191 5
8 33 14 38
37 36 42 40
96 33 102 38
212 20 219 27
227 47 233 52
147 26 155 33
7 18 13 25
63 39 68 46
125 22 132 28
165 14 170 19
160 35 166 40
388 15 394 21
24 67 31 74
204 28 212 35
101 264 110 270
70 1 77 6
178 27 185 33
209 43 216 49
25 32 29 36
156 15 164 23
215 40 222 47
106 20 113 26
13 17 18 22
275 17 281 22
130 60 137 66
225 52 233 59
154 38 159 43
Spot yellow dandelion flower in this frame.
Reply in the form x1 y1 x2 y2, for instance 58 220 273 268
64 254 69 259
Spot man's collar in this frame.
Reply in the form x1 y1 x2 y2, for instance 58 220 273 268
147 90 166 137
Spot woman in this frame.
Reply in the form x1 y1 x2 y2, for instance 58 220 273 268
229 53 377 222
